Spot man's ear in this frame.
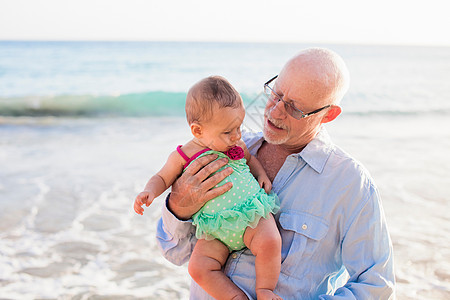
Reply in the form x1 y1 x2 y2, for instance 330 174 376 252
190 122 203 138
321 105 342 124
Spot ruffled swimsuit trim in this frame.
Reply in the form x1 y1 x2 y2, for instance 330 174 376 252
193 187 279 244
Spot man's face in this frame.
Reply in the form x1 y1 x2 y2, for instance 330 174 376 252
263 65 329 151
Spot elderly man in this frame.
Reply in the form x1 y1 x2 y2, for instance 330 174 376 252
156 48 395 299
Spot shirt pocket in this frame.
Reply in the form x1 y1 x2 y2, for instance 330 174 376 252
278 211 329 279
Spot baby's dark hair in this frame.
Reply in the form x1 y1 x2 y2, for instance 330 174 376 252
186 76 243 124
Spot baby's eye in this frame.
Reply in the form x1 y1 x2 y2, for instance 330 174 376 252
223 131 231 135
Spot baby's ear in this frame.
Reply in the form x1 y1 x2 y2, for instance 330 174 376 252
190 122 203 138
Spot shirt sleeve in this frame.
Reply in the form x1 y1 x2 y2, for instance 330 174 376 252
319 186 395 299
155 194 198 266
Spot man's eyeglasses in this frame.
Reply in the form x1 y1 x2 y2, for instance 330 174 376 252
264 75 331 120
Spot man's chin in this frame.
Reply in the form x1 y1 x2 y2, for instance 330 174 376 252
263 126 288 145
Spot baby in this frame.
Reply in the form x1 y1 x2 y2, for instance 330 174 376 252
134 76 282 300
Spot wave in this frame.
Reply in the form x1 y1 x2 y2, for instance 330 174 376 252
1 92 449 118
0 92 189 117
0 92 263 118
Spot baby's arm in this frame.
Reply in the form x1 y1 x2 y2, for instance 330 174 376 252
134 150 185 215
238 140 272 194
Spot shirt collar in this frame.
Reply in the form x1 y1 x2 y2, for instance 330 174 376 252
298 127 334 174
247 127 334 174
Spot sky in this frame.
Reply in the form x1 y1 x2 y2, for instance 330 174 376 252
0 0 449 46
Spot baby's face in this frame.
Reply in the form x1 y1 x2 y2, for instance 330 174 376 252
200 106 245 152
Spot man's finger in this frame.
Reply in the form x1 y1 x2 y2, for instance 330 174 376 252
204 182 233 201
201 167 233 191
183 154 219 176
195 157 229 182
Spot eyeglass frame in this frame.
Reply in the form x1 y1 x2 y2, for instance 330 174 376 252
264 75 332 120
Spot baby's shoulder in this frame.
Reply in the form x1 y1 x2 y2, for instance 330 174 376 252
177 140 206 158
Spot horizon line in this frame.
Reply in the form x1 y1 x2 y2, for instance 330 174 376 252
1 39 449 48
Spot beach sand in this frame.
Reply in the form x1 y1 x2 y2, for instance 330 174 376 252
0 114 449 299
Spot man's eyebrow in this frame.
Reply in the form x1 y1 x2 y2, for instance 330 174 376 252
274 84 303 107
273 85 284 98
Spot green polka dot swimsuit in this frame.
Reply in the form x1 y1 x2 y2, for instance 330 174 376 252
177 145 279 252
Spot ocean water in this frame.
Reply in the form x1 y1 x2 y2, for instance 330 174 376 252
0 41 450 299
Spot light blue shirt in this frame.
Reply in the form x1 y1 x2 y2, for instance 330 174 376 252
156 128 395 299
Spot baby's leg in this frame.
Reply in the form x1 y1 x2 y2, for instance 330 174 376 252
188 239 248 300
244 214 282 300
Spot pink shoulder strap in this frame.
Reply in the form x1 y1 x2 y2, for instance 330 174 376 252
176 145 190 162
176 145 210 169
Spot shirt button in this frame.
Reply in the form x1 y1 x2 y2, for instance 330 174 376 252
302 224 308 230
231 253 238 259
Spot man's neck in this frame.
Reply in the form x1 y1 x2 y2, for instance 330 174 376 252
256 141 302 183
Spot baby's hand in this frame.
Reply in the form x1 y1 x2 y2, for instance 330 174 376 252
134 191 154 215
258 175 272 194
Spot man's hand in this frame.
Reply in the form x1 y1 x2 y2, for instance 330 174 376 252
168 154 233 220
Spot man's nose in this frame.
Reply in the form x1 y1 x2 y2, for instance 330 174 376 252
269 98 287 118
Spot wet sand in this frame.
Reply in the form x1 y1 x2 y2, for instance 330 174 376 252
0 114 449 299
